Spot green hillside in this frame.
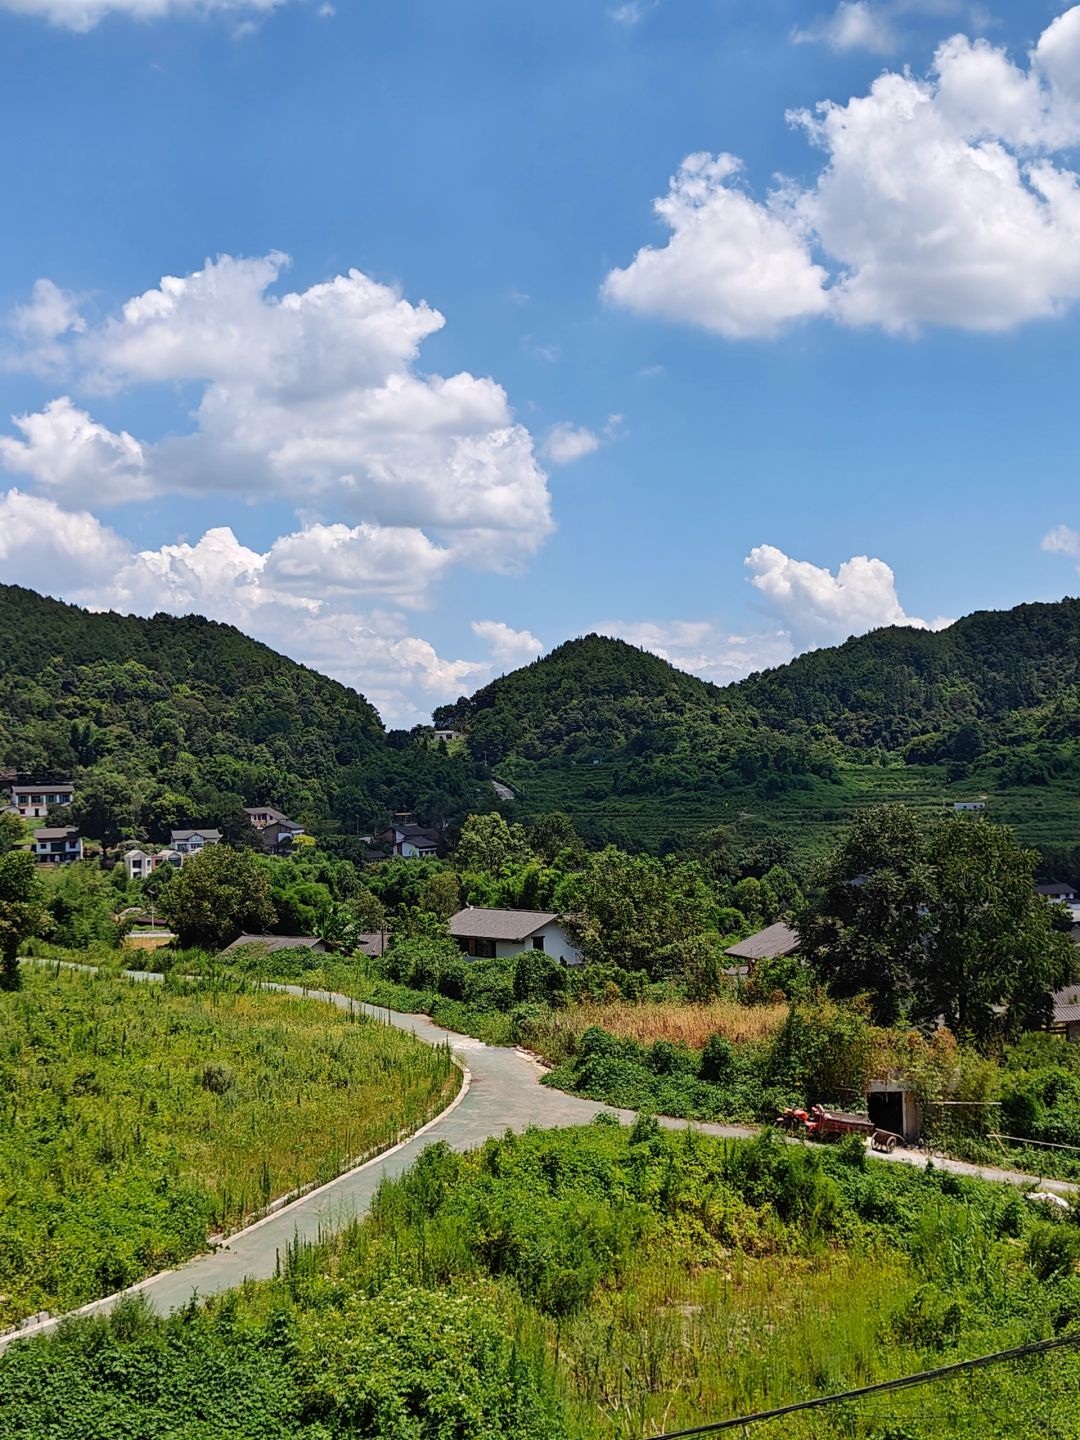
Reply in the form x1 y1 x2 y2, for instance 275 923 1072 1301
437 602 1080 864
0 585 477 840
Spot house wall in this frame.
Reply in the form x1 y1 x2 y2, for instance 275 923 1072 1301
492 921 582 967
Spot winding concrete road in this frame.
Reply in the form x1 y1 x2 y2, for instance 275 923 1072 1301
1 970 1073 1351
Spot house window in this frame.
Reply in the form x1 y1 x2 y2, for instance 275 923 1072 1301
468 937 496 959
532 936 545 951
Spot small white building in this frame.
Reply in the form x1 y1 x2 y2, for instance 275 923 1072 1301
448 907 582 966
33 827 83 865
433 728 462 743
10 783 74 820
952 800 986 812
123 848 153 881
170 828 222 856
381 824 440 859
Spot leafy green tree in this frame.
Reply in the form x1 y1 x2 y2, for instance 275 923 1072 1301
0 851 48 991
568 847 714 973
803 807 1076 1040
157 846 276 950
800 806 935 1024
419 868 461 920
919 814 1075 1041
455 813 532 875
0 811 23 856
66 770 135 848
529 811 587 867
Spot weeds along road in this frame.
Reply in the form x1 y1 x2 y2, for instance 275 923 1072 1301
2 964 1075 1351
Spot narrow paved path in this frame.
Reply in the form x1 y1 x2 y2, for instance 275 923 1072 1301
2 968 1073 1351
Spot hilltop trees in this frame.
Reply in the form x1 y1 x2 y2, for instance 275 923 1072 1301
801 808 1076 1042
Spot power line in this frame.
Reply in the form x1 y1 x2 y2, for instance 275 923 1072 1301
642 1331 1080 1439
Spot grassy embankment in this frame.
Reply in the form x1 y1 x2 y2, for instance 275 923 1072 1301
0 964 457 1328
2 1122 1078 1439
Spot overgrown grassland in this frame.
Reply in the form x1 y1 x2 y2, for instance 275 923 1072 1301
2 1123 1078 1438
0 966 457 1327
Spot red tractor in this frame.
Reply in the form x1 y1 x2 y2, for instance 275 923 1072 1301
776 1104 903 1153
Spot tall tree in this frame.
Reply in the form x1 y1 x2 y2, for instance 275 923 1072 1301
919 815 1075 1041
0 852 48 991
800 806 934 1024
157 846 275 951
802 807 1077 1041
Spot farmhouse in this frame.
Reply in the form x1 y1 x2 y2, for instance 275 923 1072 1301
723 921 800 976
381 823 441 859
9 783 74 820
1036 882 1078 902
952 800 986 812
170 828 222 856
448 907 582 965
33 827 83 865
123 848 153 881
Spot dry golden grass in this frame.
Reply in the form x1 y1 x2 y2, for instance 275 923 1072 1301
557 999 789 1051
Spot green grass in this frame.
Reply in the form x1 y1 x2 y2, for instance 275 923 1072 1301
2 1123 1078 1439
0 964 458 1327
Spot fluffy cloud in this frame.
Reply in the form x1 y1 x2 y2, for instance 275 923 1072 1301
792 2 898 55
603 153 829 338
0 488 129 587
5 280 85 375
606 8 1080 336
0 488 493 723
1042 522 1080 559
0 397 149 504
597 618 794 685
471 619 544 665
544 423 601 465
2 254 552 574
601 544 950 686
0 0 284 31
746 544 951 649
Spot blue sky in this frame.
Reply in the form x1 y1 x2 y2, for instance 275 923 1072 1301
1 0 1080 720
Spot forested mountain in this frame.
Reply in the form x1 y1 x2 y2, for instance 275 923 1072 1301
437 600 1080 859
0 586 476 839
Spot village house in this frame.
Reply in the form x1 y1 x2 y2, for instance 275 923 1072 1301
433 728 462 743
952 800 986 812
1036 882 1079 903
33 826 83 865
448 907 582 965
380 823 441 859
170 828 222 856
244 805 305 836
9 782 75 820
723 921 800 977
123 848 153 881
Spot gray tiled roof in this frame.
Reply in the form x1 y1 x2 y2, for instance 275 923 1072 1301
724 922 800 962
220 934 327 955
1052 987 1080 1026
449 908 559 942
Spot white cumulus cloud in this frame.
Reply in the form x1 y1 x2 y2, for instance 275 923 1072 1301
792 1 898 55
471 619 544 666
544 423 601 465
1042 522 1080 560
1 253 553 575
745 544 952 649
0 0 286 31
607 7 1080 336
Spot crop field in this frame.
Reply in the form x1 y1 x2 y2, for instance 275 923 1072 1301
499 757 1077 867
0 965 457 1328
2 1122 1078 1439
529 997 790 1055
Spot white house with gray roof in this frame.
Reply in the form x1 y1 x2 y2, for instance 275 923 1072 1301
448 907 582 965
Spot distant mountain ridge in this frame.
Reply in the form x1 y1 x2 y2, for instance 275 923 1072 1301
436 598 1080 860
0 585 476 838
